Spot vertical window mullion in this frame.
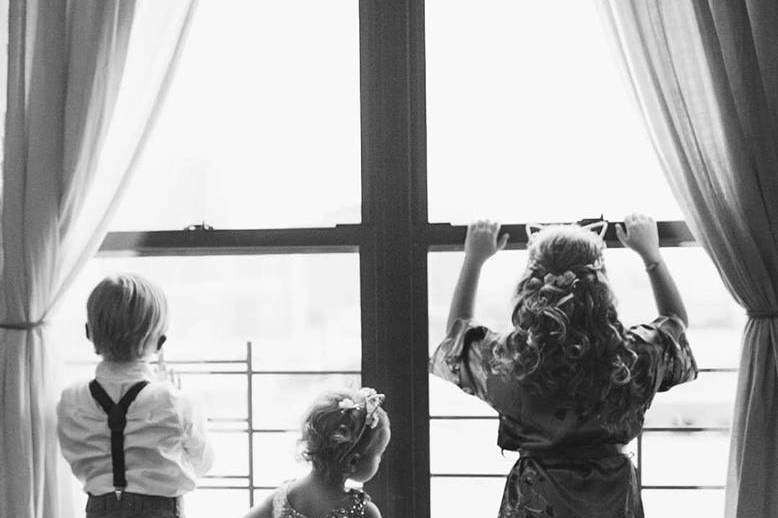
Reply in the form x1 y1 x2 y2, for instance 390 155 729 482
359 0 429 516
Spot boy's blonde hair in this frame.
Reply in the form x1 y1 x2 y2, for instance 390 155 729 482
87 273 169 362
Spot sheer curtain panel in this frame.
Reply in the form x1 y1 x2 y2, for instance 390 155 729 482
597 2 778 517
0 1 196 517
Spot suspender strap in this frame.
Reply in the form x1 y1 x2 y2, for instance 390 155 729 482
89 380 149 496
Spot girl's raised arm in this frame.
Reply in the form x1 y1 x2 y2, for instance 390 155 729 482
446 220 509 332
616 213 689 327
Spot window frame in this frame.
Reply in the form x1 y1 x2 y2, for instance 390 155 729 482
94 1 718 516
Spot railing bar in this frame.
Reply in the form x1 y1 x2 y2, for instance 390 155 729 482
196 485 253 490
429 416 731 433
429 416 497 420
642 427 730 432
247 341 256 507
641 485 725 490
167 371 249 375
637 432 643 487
429 474 725 490
251 370 362 375
430 473 507 478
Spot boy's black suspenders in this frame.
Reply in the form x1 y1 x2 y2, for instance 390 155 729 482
88 379 149 500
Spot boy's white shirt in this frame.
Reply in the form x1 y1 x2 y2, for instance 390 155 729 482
57 360 214 497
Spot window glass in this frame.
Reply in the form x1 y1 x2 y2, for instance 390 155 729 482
642 490 725 518
110 0 361 231
252 374 362 430
641 431 729 486
426 0 683 223
53 254 360 366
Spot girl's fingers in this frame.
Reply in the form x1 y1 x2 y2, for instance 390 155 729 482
497 232 510 250
615 223 628 246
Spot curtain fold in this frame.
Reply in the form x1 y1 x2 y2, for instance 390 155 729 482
597 1 778 516
0 1 196 517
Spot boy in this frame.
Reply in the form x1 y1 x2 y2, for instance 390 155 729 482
57 274 213 518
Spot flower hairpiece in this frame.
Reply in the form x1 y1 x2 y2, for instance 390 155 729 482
333 387 386 463
338 387 385 430
338 398 358 411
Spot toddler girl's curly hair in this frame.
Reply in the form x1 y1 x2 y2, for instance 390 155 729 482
494 225 651 429
299 388 390 483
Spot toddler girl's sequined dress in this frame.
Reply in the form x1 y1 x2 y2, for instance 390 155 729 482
271 482 370 518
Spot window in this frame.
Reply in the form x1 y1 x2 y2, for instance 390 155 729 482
54 1 739 517
110 0 361 231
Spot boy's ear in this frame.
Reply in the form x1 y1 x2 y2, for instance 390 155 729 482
157 335 167 351
84 323 91 341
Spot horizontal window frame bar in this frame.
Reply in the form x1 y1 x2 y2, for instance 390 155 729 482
98 225 364 256
96 221 694 255
425 221 694 251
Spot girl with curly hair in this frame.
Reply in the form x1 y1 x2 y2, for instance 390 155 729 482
430 214 697 518
244 387 390 518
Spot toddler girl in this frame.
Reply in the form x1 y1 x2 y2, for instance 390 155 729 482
245 387 390 518
430 215 697 518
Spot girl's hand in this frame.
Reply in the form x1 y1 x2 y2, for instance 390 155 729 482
616 213 661 263
464 220 509 265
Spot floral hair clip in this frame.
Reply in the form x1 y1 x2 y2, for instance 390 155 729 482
337 387 386 460
338 387 385 430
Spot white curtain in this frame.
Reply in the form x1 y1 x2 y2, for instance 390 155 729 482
0 1 196 517
597 1 778 516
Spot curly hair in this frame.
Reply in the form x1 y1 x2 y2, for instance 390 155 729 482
494 225 651 429
299 388 390 483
